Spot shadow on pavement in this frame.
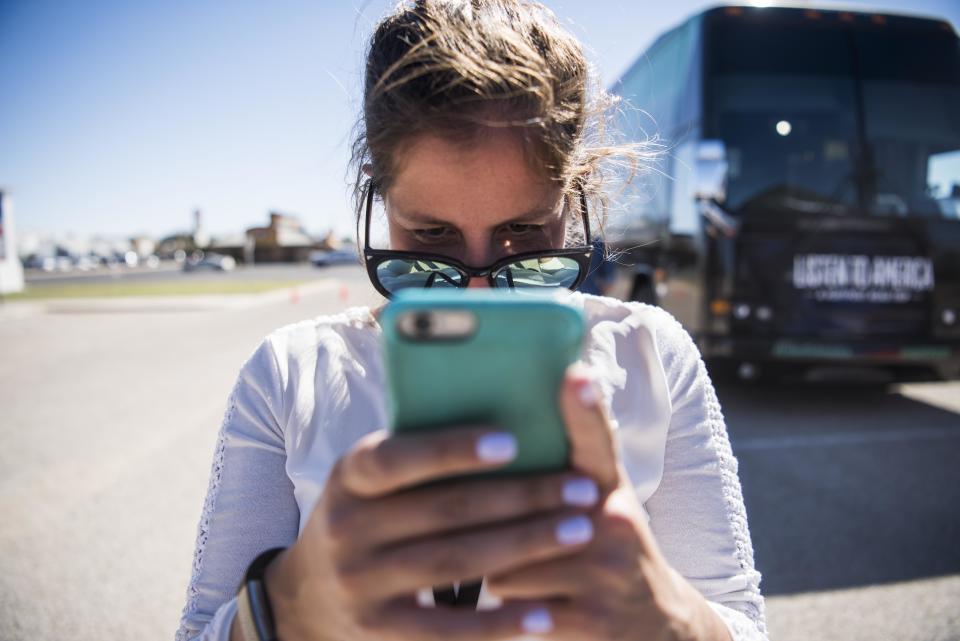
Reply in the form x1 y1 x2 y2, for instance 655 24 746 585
714 380 960 597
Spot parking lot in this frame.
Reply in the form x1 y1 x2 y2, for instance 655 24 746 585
0 264 958 640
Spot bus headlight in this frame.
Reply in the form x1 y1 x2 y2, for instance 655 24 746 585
733 303 751 320
943 309 957 326
755 306 773 322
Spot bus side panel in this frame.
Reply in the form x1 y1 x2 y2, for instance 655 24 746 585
659 140 707 333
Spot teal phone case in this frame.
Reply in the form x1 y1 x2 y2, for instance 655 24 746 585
381 290 585 477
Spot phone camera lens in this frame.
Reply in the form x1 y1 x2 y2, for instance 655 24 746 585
413 312 431 336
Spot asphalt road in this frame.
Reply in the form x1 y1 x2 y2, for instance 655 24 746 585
0 264 957 640
719 380 960 640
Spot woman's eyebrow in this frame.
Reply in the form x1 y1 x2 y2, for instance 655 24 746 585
394 207 559 226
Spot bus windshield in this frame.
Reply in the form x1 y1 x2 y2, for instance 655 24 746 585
706 11 960 220
859 26 960 219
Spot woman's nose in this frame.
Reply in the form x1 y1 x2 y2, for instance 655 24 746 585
462 238 494 288
467 276 490 289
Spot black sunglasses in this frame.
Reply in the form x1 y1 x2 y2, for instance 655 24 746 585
362 181 593 299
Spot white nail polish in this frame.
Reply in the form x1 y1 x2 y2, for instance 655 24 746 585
556 515 593 545
562 478 598 507
476 432 517 463
522 608 554 634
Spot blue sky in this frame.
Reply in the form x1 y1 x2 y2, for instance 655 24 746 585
1 0 958 240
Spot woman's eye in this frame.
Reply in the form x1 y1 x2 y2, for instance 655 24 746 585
503 223 543 236
410 227 455 243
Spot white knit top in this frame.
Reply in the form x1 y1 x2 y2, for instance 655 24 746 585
175 293 769 641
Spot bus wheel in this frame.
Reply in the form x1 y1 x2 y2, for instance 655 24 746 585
630 275 657 306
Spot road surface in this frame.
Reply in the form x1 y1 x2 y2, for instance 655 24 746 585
0 265 957 640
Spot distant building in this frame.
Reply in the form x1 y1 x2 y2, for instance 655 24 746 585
246 212 317 263
160 210 333 264
316 230 342 251
207 231 255 265
157 233 197 257
130 235 156 258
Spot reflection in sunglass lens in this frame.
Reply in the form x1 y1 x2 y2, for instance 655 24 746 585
492 256 581 290
376 258 465 293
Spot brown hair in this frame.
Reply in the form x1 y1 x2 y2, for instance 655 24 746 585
350 0 655 244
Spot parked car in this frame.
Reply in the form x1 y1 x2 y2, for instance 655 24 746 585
183 252 236 272
310 248 359 267
22 255 55 271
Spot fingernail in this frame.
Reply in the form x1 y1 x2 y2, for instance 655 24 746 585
522 607 554 634
556 515 593 545
476 432 517 463
576 379 600 408
562 478 599 507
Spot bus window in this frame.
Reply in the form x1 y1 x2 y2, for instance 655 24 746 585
857 25 960 219
928 150 960 219
712 74 861 216
705 14 862 217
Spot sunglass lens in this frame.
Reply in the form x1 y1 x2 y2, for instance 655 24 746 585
376 258 465 293
492 256 581 290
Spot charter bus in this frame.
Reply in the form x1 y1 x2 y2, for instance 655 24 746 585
608 3 960 382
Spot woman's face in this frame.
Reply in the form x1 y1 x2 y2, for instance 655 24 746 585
384 129 567 287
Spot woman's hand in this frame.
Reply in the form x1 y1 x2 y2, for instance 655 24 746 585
258 422 603 641
484 365 732 641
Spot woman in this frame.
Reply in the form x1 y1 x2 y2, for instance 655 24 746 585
175 1 768 640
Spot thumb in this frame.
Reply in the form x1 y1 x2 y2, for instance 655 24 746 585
559 363 621 492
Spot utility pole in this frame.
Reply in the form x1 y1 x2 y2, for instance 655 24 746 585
0 191 26 300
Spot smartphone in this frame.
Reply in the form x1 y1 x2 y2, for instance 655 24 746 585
381 289 585 477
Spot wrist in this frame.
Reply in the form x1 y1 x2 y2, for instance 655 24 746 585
229 610 246 641
666 565 733 641
263 544 311 641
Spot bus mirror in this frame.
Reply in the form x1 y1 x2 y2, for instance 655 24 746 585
694 140 729 204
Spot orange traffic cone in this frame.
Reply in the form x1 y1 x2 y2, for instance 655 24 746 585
290 287 300 304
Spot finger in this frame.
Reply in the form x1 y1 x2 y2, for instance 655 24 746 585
540 601 625 641
336 472 600 548
546 597 678 641
342 510 596 600
486 555 613 600
487 486 667 602
334 427 518 498
559 363 620 491
359 597 557 641
374 598 643 641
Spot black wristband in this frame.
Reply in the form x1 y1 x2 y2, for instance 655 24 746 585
433 578 483 608
237 547 286 641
